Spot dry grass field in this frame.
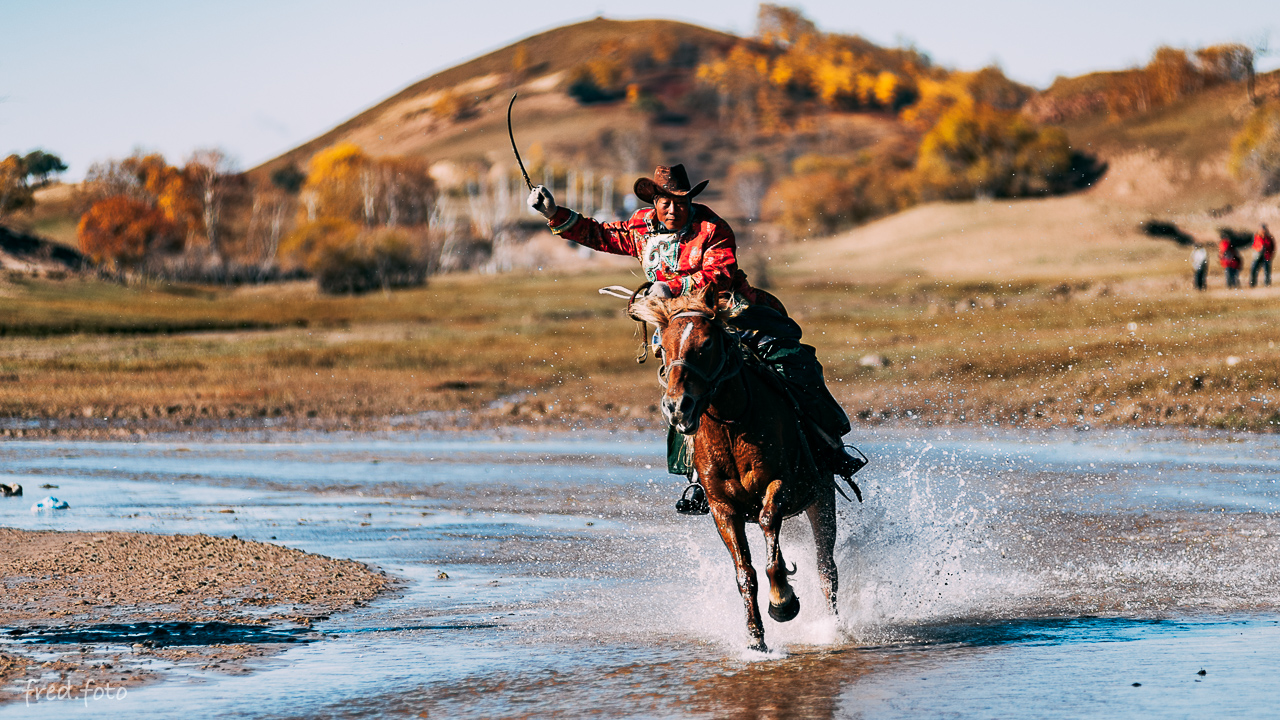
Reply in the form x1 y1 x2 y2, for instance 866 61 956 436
2 242 1277 438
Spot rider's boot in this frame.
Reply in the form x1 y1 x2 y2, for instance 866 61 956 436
675 471 710 516
816 441 868 502
830 445 868 480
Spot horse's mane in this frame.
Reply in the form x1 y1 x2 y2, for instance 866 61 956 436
628 286 733 327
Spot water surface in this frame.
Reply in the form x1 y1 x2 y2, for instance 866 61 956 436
2 428 1279 717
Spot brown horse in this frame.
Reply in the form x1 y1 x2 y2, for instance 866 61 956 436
628 286 839 652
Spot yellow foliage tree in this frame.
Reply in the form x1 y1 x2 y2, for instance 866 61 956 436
698 5 932 126
279 217 361 271
873 71 899 107
303 143 367 223
916 101 1072 199
1230 101 1280 196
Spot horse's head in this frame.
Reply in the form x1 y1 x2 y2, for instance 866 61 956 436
628 286 728 435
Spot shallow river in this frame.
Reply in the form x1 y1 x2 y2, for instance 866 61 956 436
3 428 1280 718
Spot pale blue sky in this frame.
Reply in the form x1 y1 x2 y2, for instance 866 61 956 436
3 0 1276 178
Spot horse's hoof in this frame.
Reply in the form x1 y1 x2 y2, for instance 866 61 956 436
747 638 769 653
768 593 800 623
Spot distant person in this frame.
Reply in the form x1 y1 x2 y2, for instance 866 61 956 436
1220 233 1242 288
1251 224 1274 288
1191 243 1208 290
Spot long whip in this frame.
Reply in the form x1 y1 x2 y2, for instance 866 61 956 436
506 94 534 191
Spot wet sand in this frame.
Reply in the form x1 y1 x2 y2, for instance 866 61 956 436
0 528 392 703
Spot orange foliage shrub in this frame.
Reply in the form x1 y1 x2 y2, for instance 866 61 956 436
77 196 182 268
768 153 912 236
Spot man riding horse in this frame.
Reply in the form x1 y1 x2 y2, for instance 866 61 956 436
527 164 863 514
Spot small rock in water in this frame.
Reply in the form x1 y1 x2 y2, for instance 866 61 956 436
436 571 449 580
31 496 68 510
1132 682 1142 687
39 483 57 489
1 483 22 497
1197 669 1207 676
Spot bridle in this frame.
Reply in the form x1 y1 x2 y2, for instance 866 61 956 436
656 310 748 424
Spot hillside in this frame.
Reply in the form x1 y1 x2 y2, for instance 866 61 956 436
254 18 737 178
788 72 1280 287
257 11 1276 229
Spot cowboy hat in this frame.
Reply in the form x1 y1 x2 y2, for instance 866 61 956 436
633 164 708 203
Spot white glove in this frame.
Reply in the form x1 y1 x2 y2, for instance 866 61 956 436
650 282 675 299
527 185 557 219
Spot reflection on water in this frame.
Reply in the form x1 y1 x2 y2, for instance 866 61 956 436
2 428 1280 718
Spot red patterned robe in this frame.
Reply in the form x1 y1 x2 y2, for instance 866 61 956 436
545 204 783 313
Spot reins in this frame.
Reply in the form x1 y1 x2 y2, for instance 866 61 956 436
656 310 749 424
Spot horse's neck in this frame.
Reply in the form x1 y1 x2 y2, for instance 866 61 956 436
706 358 749 423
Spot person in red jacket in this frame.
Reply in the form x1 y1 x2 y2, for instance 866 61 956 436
1220 234 1243 288
1251 224 1274 288
528 164 862 514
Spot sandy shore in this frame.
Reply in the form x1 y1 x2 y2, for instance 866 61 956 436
1 529 393 704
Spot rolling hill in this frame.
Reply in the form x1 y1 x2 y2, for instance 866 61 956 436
254 18 737 179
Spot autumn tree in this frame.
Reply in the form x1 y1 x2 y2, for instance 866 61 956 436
299 143 436 227
184 148 238 261
757 4 816 47
284 143 438 292
916 101 1072 199
77 196 182 269
78 152 199 268
244 181 294 275
300 143 365 222
697 5 927 131
1230 101 1280 196
769 153 910 236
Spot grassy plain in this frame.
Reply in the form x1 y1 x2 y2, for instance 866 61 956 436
1 258 1277 437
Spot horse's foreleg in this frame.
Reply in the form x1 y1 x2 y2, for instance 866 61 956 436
760 481 800 623
806 482 838 614
712 509 766 650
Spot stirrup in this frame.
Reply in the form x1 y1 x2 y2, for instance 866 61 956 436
675 482 709 516
834 444 868 503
